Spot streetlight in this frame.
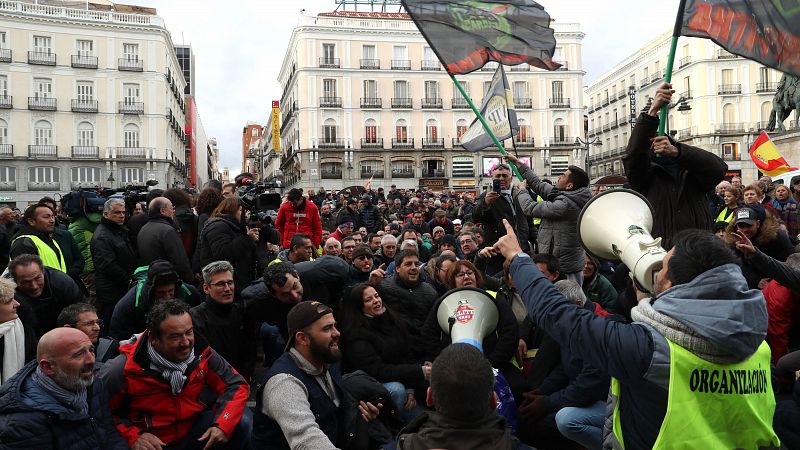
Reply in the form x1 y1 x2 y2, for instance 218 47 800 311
641 95 691 135
575 136 601 177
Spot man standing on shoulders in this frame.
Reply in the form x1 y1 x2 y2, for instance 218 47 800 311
0 328 128 449
137 197 194 283
507 154 592 285
252 301 381 448
10 203 66 272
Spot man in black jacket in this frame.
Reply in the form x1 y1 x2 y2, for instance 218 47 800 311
378 250 437 332
9 254 85 338
358 195 383 234
137 197 193 283
623 82 727 250
90 198 137 328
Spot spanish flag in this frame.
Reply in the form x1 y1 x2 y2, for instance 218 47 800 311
749 131 797 177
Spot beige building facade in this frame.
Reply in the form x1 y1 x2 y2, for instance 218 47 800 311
586 30 783 184
276 10 587 192
0 1 189 207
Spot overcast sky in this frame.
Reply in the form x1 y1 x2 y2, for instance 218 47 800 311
134 0 681 176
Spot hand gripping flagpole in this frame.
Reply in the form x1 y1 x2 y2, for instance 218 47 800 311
450 73 524 182
657 0 688 137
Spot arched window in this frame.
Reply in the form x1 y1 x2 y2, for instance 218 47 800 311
77 121 94 147
761 101 771 123
0 118 7 145
516 119 528 142
553 118 566 142
395 119 408 142
722 104 736 125
34 120 52 145
123 123 139 148
426 119 438 139
364 119 377 143
456 119 468 139
323 118 337 143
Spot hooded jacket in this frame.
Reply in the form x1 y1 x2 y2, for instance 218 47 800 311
275 198 322 249
510 256 769 450
515 164 592 274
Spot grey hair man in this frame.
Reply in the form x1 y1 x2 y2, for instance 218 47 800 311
57 303 118 365
554 279 587 307
137 196 193 283
376 234 398 266
324 237 342 256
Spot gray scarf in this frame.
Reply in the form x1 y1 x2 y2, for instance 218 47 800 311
631 300 739 364
147 342 195 395
31 366 88 415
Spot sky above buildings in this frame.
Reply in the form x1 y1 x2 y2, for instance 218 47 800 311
134 0 681 176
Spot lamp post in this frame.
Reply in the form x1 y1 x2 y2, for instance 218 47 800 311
575 136 601 177
107 172 115 189
641 95 691 136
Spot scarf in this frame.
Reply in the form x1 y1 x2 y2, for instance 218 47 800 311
0 318 24 385
631 300 739 364
31 366 88 415
147 341 195 395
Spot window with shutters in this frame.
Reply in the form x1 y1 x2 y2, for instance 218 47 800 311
394 81 408 98
34 36 51 54
552 81 564 100
0 166 14 182
363 80 377 99
71 167 101 183
123 43 139 61
456 119 468 140
424 81 439 99
123 124 139 148
426 119 438 139
364 119 377 143
123 83 140 103
323 119 337 143
29 166 59 183
395 119 408 142
0 119 7 144
76 40 93 56
77 122 94 146
77 81 94 101
0 75 7 97
34 78 52 99
34 120 52 145
121 167 143 184
323 79 337 98
362 45 375 60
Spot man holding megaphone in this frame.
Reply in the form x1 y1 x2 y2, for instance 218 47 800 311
490 219 779 449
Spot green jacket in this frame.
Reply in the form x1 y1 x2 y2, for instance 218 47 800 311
68 213 101 274
583 272 619 314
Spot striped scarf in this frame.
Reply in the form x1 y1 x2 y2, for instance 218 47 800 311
31 366 88 415
146 342 195 395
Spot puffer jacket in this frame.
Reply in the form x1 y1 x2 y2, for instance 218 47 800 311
194 214 258 297
358 205 383 234
473 188 529 248
68 213 101 275
90 218 137 306
378 275 437 332
0 361 129 450
275 198 322 249
137 213 193 283
515 164 592 274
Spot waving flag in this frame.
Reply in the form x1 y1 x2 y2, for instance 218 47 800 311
682 0 800 77
401 0 561 75
749 131 798 176
460 65 518 151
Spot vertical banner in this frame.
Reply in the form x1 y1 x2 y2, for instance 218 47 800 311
271 100 281 155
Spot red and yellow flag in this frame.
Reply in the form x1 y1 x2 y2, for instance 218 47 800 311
749 131 797 177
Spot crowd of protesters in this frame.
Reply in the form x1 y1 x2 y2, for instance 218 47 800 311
0 82 795 449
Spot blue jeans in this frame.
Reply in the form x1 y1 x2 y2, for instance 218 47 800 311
554 400 605 450
383 381 424 424
260 323 284 367
166 408 252 450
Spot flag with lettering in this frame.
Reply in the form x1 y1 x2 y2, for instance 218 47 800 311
460 65 518 151
749 131 798 176
682 0 800 77
401 0 561 75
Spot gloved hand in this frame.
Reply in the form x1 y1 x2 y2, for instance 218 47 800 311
517 390 547 421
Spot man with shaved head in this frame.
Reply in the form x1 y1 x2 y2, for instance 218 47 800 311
0 328 128 448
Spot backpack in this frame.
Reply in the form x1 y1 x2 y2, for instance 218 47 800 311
131 265 192 310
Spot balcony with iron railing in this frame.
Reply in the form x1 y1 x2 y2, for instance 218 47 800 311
361 171 384 179
28 51 55 65
71 146 99 158
678 56 692 68
587 104 595 113
514 98 532 109
112 147 149 159
318 138 345 149
717 49 737 59
549 97 570 108
28 97 56 111
392 170 414 178
360 97 382 108
0 144 11 157
28 145 57 158
422 170 446 178
619 115 629 125
551 137 575 147
0 95 11 109
756 82 779 93
118 58 143 71
452 98 469 109
391 59 411 70
715 123 746 134
71 99 98 113
422 138 444 149
71 55 97 69
319 57 340 68
618 90 627 100
360 138 384 149
392 138 414 150
609 119 619 129
609 96 618 104
718 84 742 95
359 58 380 69
119 101 144 114
421 97 442 109
391 97 412 108
639 78 649 88
321 170 342 179
650 70 663 83
515 137 535 148
602 123 610 132
0 48 10 63
320 96 342 108
421 60 441 70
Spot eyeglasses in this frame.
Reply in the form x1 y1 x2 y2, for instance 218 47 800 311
210 280 235 288
455 270 475 278
77 319 103 327
460 238 474 244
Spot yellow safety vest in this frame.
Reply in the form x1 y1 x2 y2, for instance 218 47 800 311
716 207 735 223
531 195 543 226
11 234 67 272
610 339 780 449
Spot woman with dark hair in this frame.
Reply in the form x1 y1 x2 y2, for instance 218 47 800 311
338 283 429 424
193 197 260 297
195 187 224 234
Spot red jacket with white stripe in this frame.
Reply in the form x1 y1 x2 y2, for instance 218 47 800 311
275 198 323 249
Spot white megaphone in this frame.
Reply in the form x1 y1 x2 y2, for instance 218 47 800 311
577 189 666 294
437 287 498 351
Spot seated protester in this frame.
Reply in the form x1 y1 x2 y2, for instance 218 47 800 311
0 328 128 449
101 299 251 450
383 238 420 276
458 231 480 263
519 280 612 450
0 278 36 386
108 260 202 341
436 234 459 255
386 343 531 450
270 233 314 266
253 301 382 448
9 254 85 339
582 255 619 314
339 283 430 424
341 235 357 263
377 250 438 334
374 234 398 267
324 236 342 257
760 253 800 362
774 371 800 449
724 205 793 288
533 253 562 282
57 303 118 366
191 261 254 380
346 245 376 289
425 253 457 297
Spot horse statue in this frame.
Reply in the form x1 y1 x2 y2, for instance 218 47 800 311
768 73 800 132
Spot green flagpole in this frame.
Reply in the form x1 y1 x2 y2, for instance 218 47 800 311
450 73 524 181
658 0 688 137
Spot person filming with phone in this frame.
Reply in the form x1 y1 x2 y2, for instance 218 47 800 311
473 163 529 276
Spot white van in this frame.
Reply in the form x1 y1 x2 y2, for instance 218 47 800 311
772 169 800 188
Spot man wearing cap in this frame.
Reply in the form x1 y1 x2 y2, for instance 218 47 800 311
337 198 360 231
728 205 793 288
276 188 323 253
507 154 593 286
330 216 355 243
252 301 381 448
358 195 383 234
452 218 463 234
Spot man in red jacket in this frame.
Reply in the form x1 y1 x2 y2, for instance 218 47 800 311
100 299 251 450
275 188 322 251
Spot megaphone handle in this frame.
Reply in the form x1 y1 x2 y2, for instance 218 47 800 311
448 316 456 336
